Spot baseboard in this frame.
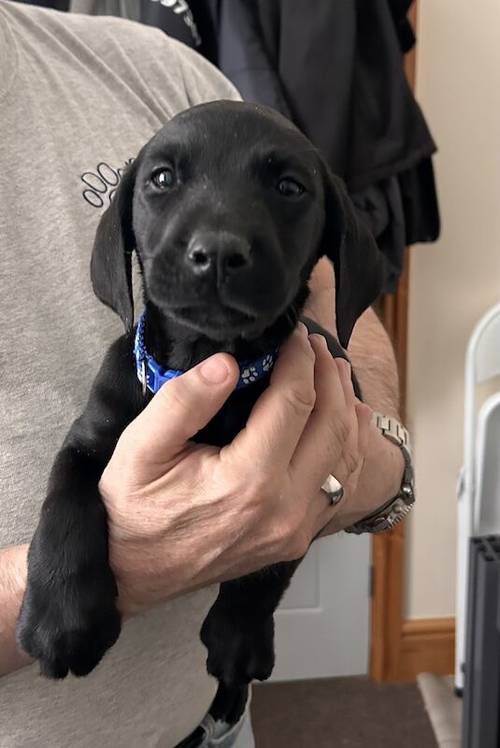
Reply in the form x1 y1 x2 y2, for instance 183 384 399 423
394 617 455 682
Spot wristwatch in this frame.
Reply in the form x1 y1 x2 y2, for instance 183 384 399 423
345 412 415 535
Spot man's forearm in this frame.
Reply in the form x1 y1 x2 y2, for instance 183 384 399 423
347 307 400 418
0 545 32 676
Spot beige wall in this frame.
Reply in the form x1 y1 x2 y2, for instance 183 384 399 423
405 0 500 618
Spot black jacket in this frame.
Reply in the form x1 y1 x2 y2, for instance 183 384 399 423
204 0 440 290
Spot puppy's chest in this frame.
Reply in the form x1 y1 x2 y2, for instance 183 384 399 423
193 376 271 447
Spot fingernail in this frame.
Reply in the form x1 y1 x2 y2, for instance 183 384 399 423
309 333 327 348
200 356 230 384
298 322 309 338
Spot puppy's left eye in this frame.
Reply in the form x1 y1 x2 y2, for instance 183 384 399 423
151 167 176 190
277 177 305 197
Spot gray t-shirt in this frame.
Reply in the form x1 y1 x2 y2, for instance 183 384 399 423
0 3 240 746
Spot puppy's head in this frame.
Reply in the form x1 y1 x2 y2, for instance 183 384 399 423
91 100 387 348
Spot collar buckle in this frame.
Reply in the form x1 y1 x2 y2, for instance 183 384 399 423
140 358 147 397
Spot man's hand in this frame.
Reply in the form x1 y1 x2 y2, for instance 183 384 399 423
99 324 372 616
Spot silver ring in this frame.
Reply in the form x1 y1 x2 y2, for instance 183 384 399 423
321 474 344 506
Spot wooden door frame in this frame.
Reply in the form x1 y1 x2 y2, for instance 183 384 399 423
370 252 411 681
369 2 417 681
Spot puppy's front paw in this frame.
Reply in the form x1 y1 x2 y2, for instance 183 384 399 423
201 611 275 686
16 562 121 679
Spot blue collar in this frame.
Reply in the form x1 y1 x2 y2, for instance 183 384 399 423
134 312 278 395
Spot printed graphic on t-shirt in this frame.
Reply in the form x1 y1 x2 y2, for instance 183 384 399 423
80 158 134 209
142 0 201 48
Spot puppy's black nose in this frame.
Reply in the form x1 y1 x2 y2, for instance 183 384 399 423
186 233 251 277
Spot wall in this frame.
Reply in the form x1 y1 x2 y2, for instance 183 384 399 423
405 0 500 618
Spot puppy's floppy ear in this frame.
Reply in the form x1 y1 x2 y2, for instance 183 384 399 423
318 164 388 349
90 158 140 332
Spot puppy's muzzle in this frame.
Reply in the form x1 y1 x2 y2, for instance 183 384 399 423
186 231 252 281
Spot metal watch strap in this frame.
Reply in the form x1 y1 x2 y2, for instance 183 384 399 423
345 412 415 535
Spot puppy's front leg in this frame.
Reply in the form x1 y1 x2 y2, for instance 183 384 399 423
201 560 300 700
16 335 142 678
16 444 120 678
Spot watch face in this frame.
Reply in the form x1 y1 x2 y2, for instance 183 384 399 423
401 484 415 505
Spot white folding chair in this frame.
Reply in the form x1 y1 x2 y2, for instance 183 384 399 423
455 302 500 692
474 393 500 537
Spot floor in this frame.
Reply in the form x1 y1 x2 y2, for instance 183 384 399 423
251 676 438 748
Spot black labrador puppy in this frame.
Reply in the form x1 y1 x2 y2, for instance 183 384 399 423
16 101 386 724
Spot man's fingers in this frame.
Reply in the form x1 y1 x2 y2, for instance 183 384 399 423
310 489 341 537
313 402 373 538
222 324 316 473
290 337 348 490
123 353 239 463
303 258 336 332
337 357 356 406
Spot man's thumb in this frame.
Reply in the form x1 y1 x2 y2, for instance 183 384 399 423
126 353 239 460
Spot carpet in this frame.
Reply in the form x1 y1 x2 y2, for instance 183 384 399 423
251 675 438 747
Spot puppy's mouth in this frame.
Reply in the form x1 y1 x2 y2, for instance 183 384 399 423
179 302 256 325
166 300 267 339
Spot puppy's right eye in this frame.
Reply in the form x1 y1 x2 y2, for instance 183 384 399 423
151 167 175 190
276 177 305 197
